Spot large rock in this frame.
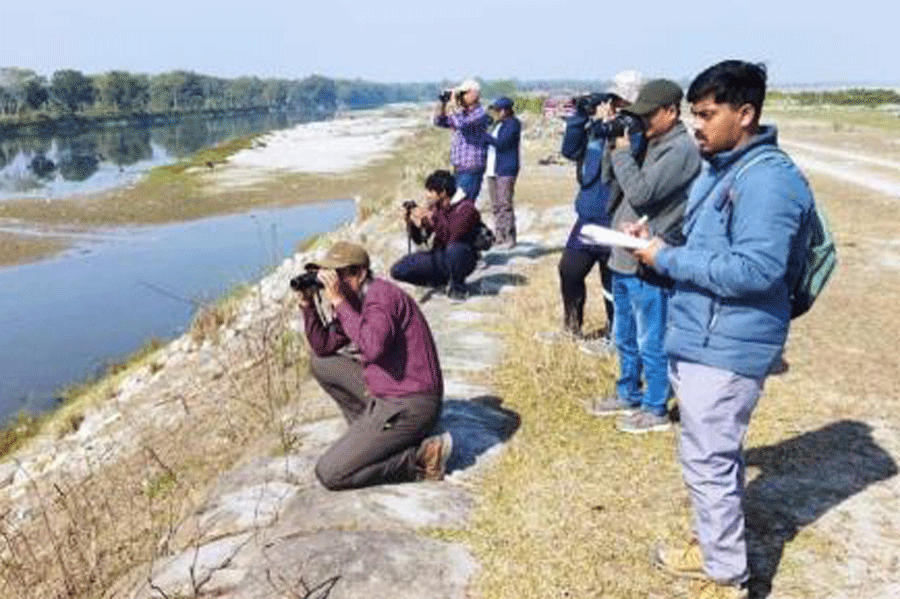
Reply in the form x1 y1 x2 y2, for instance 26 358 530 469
109 530 476 599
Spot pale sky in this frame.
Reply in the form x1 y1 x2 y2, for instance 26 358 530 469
2 0 897 86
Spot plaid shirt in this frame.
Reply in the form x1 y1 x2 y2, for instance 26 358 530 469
434 104 490 171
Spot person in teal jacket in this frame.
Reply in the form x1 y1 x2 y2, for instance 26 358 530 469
631 60 814 599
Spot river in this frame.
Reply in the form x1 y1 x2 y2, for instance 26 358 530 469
0 111 315 199
0 199 355 422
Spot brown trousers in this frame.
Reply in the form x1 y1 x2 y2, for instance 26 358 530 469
487 175 517 244
310 354 441 490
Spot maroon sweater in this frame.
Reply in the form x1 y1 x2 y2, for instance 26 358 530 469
303 278 443 399
425 200 480 248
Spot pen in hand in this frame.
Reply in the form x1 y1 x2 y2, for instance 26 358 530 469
623 214 649 239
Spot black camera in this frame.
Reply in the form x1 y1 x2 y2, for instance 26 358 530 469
439 90 452 103
605 112 644 138
289 269 323 292
574 92 618 116
402 199 418 221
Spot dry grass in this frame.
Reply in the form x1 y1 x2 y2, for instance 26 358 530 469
0 301 320 597
768 104 900 136
188 285 248 346
460 256 691 599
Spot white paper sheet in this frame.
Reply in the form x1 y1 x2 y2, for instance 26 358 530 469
578 223 650 250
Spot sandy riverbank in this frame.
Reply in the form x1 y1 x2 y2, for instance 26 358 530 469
203 105 424 189
0 104 436 266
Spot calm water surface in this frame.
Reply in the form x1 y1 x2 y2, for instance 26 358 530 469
0 199 355 421
0 112 314 199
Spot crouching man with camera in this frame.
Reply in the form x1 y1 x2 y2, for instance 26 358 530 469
293 241 451 490
390 169 483 301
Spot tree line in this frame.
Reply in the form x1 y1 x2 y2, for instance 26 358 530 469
0 67 444 121
769 88 900 107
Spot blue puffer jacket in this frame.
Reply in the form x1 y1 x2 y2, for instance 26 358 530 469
654 126 813 378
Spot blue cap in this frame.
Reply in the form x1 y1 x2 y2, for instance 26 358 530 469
491 96 514 110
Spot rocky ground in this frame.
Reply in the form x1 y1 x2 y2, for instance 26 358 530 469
0 106 898 598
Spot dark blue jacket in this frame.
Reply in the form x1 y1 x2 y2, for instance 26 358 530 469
561 113 644 224
487 116 521 176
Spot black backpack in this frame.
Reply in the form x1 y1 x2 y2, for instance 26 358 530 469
472 222 495 252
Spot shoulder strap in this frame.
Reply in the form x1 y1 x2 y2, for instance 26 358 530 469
717 147 788 210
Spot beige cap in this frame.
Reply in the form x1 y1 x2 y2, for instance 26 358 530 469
305 241 370 270
606 70 645 104
455 78 481 93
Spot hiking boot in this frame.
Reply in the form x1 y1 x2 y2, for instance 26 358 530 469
578 336 616 357
617 410 672 434
689 579 749 599
588 396 638 417
417 432 453 481
652 538 706 579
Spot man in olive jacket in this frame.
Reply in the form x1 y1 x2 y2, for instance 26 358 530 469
591 79 701 434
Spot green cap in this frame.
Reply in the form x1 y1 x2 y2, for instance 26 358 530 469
305 241 370 270
626 79 683 116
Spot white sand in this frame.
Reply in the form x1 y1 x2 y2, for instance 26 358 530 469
205 105 428 190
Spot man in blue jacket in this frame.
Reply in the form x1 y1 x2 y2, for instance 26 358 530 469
632 61 814 599
485 96 521 248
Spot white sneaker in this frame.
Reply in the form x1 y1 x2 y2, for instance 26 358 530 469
579 336 616 357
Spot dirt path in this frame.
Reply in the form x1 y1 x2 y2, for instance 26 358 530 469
747 120 900 598
780 138 900 199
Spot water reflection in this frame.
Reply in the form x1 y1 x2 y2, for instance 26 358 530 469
0 112 310 199
0 198 355 422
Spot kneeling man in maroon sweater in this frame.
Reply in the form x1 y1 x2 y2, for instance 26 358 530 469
296 241 451 490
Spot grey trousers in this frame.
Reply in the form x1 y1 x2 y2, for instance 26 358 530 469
487 175 517 243
310 354 441 491
669 359 765 585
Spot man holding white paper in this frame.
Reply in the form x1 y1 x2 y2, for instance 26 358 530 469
632 61 813 598
590 79 701 434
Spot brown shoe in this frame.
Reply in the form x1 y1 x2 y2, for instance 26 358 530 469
689 579 748 599
417 432 453 481
652 538 706 580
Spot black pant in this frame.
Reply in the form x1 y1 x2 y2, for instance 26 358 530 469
558 246 614 336
390 242 477 294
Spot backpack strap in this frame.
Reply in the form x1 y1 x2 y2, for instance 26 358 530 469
717 147 789 210
682 147 781 240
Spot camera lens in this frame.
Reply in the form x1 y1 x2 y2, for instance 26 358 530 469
289 272 323 291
